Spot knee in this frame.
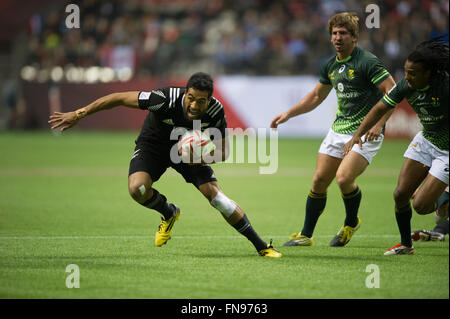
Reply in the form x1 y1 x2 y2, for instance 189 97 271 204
312 173 330 191
210 191 238 218
128 182 152 203
412 199 432 215
335 170 353 189
393 187 410 205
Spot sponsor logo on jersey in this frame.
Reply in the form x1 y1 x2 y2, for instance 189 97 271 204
337 92 360 98
339 65 346 73
348 69 355 79
432 97 440 106
139 91 151 100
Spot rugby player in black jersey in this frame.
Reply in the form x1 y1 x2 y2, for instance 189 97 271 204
49 72 282 258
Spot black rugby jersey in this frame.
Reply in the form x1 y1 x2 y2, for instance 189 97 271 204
136 87 227 148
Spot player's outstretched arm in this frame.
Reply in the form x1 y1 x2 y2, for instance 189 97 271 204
364 76 396 141
270 82 332 128
48 91 140 131
343 101 391 155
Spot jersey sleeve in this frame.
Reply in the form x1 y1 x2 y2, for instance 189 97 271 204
381 78 409 108
364 56 391 86
137 88 169 112
211 108 227 138
205 97 227 138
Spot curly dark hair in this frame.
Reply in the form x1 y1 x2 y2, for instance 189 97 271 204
407 36 449 80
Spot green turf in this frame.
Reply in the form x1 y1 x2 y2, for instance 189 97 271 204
0 131 448 299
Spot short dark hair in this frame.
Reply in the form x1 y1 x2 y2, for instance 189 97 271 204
186 72 213 97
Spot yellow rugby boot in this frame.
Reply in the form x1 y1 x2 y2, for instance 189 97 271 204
330 217 361 247
258 240 282 258
155 206 181 247
283 232 314 246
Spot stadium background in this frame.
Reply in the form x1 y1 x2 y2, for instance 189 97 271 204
1 0 448 135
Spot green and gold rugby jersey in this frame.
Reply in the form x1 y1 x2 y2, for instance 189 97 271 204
319 46 391 134
382 77 449 151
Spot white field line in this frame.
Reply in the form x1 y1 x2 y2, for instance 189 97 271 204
0 234 400 240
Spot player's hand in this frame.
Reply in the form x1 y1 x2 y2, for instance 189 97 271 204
270 112 290 128
48 111 78 131
179 142 202 165
343 135 363 155
365 125 382 142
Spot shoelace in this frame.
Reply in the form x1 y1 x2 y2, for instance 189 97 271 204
267 239 281 253
337 227 348 242
158 219 169 231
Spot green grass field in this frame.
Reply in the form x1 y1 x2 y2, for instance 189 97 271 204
0 131 448 299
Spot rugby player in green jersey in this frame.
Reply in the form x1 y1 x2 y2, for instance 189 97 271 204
344 37 449 255
271 12 395 247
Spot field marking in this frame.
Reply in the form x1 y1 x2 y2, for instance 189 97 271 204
0 166 400 178
0 234 401 240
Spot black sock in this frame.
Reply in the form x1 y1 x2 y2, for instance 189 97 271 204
343 186 361 227
142 189 175 220
395 204 413 247
436 191 449 209
232 214 267 251
301 191 327 238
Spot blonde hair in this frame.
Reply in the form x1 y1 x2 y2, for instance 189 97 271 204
327 12 359 38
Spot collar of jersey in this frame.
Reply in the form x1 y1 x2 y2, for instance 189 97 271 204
335 55 352 63
335 46 358 63
417 85 430 92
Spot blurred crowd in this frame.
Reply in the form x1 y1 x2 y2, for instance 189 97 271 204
22 0 450 78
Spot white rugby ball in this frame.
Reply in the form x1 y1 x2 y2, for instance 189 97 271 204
180 130 216 157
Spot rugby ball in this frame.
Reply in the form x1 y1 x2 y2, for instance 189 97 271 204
180 130 216 157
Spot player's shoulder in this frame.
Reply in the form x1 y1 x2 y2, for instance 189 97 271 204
154 86 186 109
168 85 186 98
318 55 338 77
205 96 225 118
321 54 337 68
355 46 381 63
138 86 186 111
386 78 409 98
139 86 185 99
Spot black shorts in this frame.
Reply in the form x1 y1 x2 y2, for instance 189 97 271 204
128 143 217 188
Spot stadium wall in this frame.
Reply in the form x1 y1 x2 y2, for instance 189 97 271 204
22 76 421 138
